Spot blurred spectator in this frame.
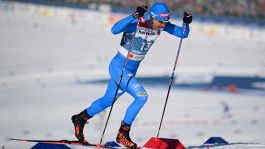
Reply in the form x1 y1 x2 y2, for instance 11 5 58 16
5 0 265 19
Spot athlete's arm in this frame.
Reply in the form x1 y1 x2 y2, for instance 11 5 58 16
164 12 192 38
163 22 190 38
111 15 138 35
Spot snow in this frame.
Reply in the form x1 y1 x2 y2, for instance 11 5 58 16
0 2 265 149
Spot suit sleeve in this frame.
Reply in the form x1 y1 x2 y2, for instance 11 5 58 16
111 15 138 35
163 22 190 38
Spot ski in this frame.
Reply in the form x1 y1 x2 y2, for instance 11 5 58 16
9 138 136 148
9 137 104 148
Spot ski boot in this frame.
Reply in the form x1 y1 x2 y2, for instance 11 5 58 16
116 122 137 149
71 110 91 142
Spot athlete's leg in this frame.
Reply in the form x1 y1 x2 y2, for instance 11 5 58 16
122 77 148 125
86 79 124 116
116 77 147 148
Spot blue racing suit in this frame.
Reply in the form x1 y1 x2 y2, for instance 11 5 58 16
86 14 189 125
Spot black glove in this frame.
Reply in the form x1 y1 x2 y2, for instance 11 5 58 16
183 12 192 24
132 5 148 19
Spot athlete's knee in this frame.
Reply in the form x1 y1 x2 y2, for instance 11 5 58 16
99 89 124 108
136 91 148 107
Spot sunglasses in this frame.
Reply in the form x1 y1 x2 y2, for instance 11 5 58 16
150 16 168 23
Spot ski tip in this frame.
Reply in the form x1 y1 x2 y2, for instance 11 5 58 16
96 144 103 148
8 137 17 141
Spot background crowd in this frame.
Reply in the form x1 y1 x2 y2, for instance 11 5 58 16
5 0 265 20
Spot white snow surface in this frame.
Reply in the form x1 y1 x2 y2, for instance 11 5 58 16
0 2 265 149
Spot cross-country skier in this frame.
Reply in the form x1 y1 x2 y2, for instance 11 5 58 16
72 2 192 148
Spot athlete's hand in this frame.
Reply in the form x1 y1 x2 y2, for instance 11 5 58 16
183 12 192 24
132 5 148 19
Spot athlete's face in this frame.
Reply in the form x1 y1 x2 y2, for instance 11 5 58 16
150 18 168 30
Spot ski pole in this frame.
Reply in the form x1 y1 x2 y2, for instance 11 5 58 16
99 24 140 145
157 23 187 138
